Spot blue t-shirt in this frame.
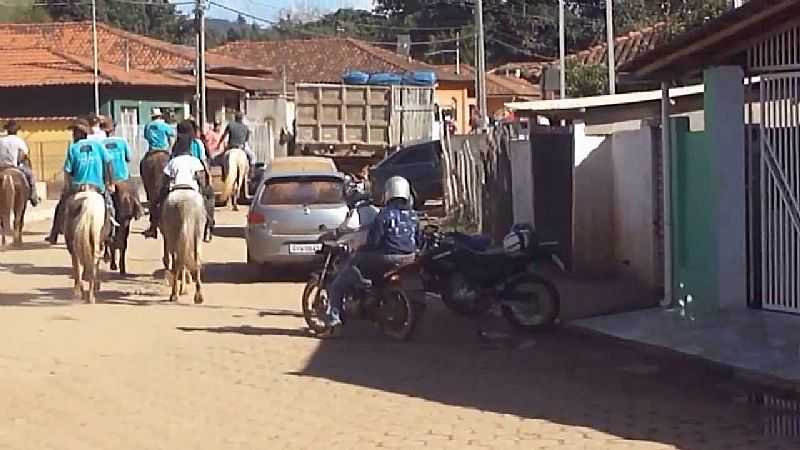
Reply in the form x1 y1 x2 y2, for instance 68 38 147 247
191 139 207 161
102 136 131 182
144 119 175 151
64 139 112 193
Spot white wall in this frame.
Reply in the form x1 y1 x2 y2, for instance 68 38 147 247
572 126 659 293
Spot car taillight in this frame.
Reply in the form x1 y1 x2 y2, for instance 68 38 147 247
248 211 265 224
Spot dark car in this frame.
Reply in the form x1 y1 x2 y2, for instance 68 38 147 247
370 140 443 206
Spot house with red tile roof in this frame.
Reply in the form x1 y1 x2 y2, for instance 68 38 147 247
490 22 674 94
0 22 270 183
210 37 477 133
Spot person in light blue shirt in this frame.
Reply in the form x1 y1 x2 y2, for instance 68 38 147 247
143 108 175 152
101 121 132 182
46 119 116 244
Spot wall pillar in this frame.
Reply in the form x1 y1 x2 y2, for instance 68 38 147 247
704 65 747 310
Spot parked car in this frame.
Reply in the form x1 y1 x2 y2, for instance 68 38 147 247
370 140 443 206
246 157 350 271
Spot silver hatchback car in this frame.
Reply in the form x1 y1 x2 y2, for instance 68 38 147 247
246 169 350 268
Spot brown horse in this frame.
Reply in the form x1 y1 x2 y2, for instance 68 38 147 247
0 167 29 247
105 181 143 275
140 151 169 237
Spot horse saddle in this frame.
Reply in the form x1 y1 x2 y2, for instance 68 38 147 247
73 183 103 194
0 165 26 181
170 184 197 192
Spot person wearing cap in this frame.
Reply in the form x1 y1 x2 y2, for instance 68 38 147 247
0 120 40 206
102 118 143 219
143 108 175 153
46 119 116 244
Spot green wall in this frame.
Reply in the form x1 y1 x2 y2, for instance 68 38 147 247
671 117 718 311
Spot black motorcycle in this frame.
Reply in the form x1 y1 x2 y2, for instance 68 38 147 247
417 224 562 331
301 201 422 340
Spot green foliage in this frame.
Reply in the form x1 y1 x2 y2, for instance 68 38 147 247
0 0 50 23
565 61 608 98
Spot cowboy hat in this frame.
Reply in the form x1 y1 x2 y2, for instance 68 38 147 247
151 107 163 118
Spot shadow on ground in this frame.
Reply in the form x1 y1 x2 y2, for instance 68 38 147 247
185 302 799 450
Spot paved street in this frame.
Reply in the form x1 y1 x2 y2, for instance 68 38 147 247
1 209 799 450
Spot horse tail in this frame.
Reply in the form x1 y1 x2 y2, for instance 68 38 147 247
174 191 204 272
220 151 238 202
73 192 105 268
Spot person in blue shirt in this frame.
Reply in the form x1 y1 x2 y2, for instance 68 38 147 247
325 176 419 331
46 119 116 245
143 108 175 153
102 119 143 221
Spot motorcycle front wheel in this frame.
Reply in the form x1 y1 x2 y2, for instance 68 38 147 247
301 274 333 336
500 273 561 331
378 287 418 341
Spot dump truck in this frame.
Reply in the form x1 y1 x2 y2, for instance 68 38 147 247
293 83 440 173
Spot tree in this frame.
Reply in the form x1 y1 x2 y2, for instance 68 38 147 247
0 0 51 23
45 0 192 44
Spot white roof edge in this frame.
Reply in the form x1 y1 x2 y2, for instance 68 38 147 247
507 76 762 113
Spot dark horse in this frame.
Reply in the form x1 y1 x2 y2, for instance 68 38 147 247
0 166 29 247
105 181 142 275
140 151 169 238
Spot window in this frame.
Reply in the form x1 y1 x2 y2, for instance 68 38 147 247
259 176 344 206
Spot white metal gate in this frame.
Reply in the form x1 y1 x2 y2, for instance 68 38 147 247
750 25 800 312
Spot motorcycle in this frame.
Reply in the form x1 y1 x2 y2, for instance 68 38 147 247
301 197 422 340
416 224 562 331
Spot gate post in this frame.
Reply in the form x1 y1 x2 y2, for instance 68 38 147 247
704 65 747 310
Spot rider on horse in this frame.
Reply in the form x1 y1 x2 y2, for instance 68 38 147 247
146 121 211 241
101 118 143 220
0 120 40 206
45 118 116 245
217 112 254 169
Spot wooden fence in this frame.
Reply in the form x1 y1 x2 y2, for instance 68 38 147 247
440 125 516 238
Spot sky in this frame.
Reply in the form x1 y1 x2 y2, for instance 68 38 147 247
180 0 374 22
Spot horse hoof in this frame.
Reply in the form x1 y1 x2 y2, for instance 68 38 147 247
73 289 82 301
169 294 178 303
194 292 204 304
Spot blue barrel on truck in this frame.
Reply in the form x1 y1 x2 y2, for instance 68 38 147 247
342 70 370 85
368 72 403 85
402 70 437 87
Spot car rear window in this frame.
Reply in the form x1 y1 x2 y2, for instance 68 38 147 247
259 177 344 206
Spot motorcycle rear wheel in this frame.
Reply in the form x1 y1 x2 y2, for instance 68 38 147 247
301 274 333 336
500 273 561 331
379 287 418 341
441 274 492 317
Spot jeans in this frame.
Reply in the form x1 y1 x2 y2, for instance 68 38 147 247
326 250 414 321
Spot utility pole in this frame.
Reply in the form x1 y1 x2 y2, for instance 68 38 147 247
475 0 488 129
558 0 566 99
456 31 460 75
196 0 208 127
91 0 100 115
606 0 616 95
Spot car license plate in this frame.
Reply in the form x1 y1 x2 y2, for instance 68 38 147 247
289 243 322 254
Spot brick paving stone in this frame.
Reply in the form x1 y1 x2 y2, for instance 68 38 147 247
0 213 799 449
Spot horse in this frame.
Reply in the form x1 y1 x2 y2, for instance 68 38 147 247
160 188 206 304
64 190 107 303
140 151 170 237
0 167 29 247
105 181 142 275
220 148 249 211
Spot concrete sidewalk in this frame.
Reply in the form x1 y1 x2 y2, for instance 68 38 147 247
573 307 800 390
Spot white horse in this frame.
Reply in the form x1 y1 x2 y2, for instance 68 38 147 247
160 189 206 304
220 148 249 211
64 191 106 303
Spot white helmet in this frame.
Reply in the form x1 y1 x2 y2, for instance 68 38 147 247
384 176 412 204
